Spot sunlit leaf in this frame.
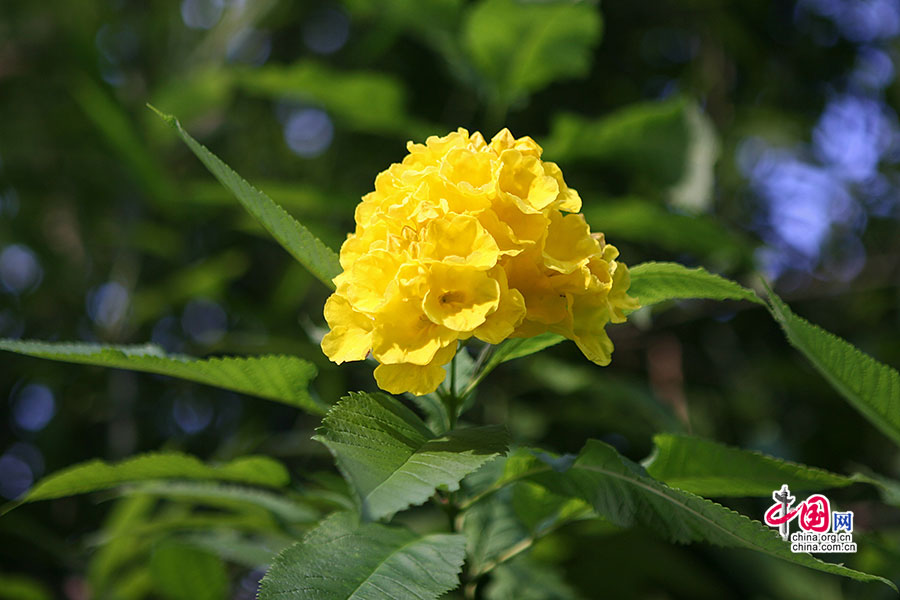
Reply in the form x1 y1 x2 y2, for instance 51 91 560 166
258 511 465 600
4 452 289 513
315 392 509 520
501 441 895 589
766 290 900 447
150 105 342 289
628 262 764 307
645 434 854 497
545 97 695 190
0 339 323 413
463 0 602 105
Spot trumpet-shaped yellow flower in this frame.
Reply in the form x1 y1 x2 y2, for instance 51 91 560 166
321 128 639 395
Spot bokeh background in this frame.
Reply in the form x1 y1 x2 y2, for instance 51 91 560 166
1 0 899 598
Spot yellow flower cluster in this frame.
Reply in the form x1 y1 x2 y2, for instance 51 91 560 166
322 128 639 395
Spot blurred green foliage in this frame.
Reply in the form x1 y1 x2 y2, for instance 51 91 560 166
1 0 899 598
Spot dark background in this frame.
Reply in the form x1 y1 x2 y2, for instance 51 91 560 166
1 0 898 597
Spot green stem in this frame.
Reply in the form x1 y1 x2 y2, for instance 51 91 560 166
450 350 458 398
446 348 461 430
471 536 535 579
458 464 553 511
433 490 460 534
470 504 593 579
460 344 495 400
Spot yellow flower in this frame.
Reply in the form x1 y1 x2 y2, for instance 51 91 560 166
322 128 639 395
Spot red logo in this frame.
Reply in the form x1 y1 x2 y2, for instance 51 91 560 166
765 485 835 538
798 494 830 532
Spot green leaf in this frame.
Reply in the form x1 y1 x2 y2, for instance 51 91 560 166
484 555 583 600
97 512 280 542
0 339 323 414
0 573 53 600
408 348 478 434
464 334 566 396
628 262 764 308
461 453 591 577
408 391 453 435
544 97 697 191
180 530 293 569
233 62 431 138
667 102 720 212
74 78 179 215
645 434 854 497
512 480 591 534
343 0 463 30
584 198 753 265
149 105 341 289
314 392 509 520
151 541 227 600
852 471 900 508
463 0 601 104
507 441 894 589
89 496 158 594
530 359 686 434
4 452 289 512
487 334 566 370
120 480 320 523
464 481 589 577
258 511 466 600
464 488 530 575
108 568 153 600
766 290 900 447
187 178 352 216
